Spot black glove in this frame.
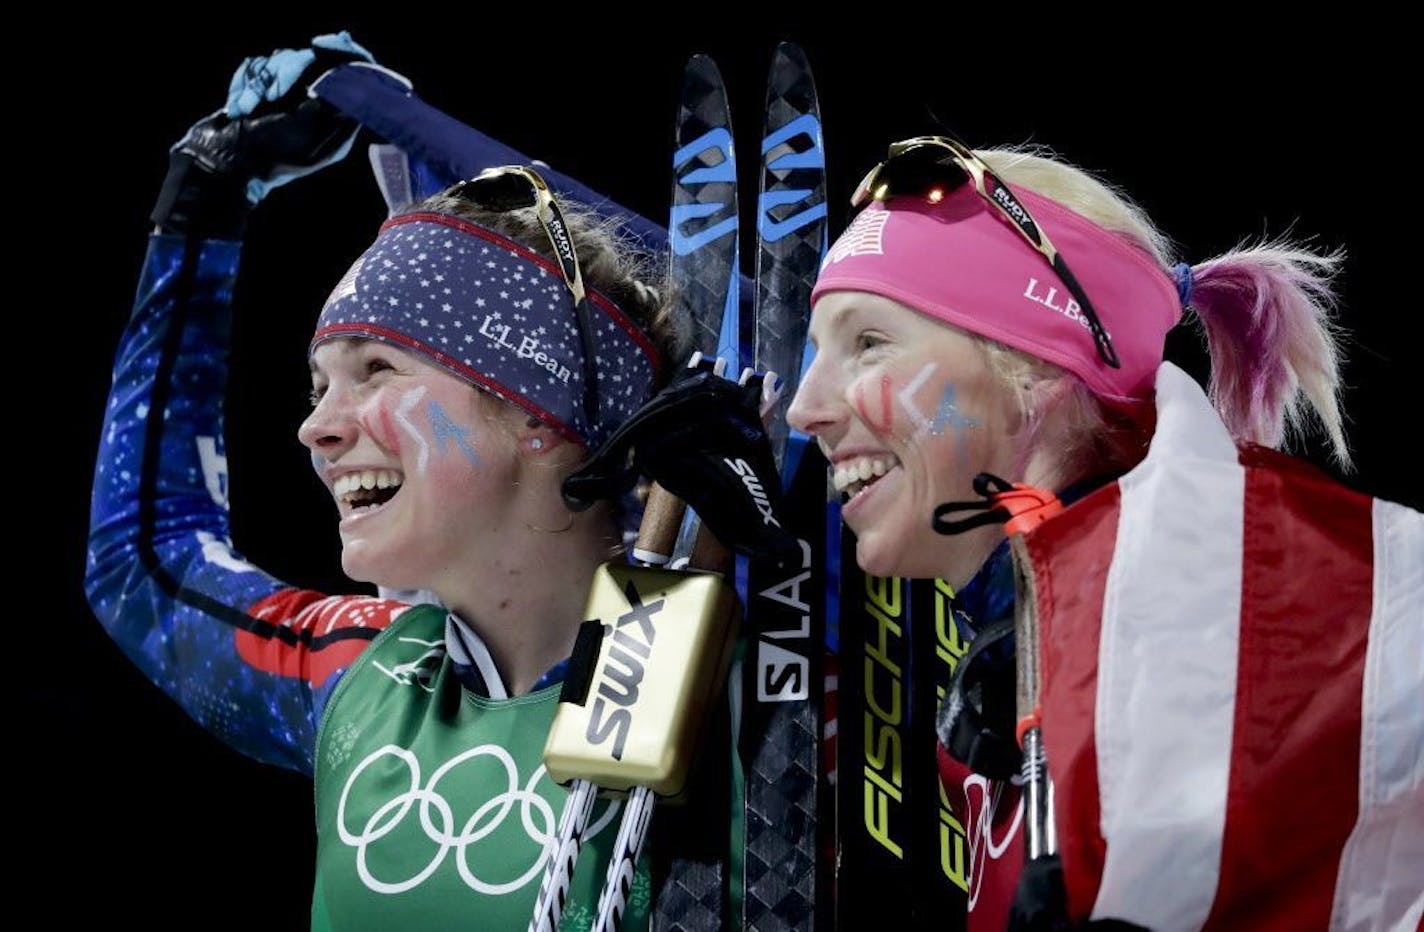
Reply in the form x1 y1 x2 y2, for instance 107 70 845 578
151 32 379 238
563 365 800 566
1008 855 1073 932
1009 854 1149 931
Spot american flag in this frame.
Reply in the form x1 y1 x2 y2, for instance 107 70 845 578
822 208 890 266
1027 364 1423 931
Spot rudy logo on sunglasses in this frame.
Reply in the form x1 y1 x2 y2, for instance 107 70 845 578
989 186 1033 230
546 215 577 266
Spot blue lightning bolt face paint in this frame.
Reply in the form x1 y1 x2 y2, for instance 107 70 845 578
930 383 978 437
891 363 980 467
426 399 481 467
302 338 525 591
793 291 1028 584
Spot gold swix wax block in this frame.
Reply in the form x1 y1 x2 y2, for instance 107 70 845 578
544 559 740 797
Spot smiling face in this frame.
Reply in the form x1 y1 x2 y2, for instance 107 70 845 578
299 338 521 592
788 291 1027 585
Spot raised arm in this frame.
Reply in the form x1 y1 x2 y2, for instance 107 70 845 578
85 33 412 776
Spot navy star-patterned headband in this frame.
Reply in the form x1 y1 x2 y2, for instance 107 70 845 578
312 211 659 447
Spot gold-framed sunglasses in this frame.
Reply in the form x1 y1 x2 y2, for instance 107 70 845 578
449 165 603 426
852 135 1120 369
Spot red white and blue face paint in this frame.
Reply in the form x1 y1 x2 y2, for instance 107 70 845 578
792 291 1024 583
301 337 520 591
312 211 658 447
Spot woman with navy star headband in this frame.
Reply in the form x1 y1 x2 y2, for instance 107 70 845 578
84 33 686 931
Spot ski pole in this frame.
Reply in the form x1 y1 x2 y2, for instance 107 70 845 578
932 474 1064 864
997 482 1065 862
530 359 760 932
588 364 779 930
528 778 599 932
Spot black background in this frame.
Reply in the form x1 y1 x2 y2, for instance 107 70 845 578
42 15 1410 929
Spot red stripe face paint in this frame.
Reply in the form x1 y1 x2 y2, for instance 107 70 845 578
369 404 402 457
855 375 896 435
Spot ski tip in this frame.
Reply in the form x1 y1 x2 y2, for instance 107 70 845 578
764 41 820 107
684 53 727 83
771 40 812 69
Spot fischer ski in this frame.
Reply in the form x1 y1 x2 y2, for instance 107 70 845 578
835 562 971 929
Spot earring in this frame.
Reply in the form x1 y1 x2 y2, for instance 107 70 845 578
530 438 544 451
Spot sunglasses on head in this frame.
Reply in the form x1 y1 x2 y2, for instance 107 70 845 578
449 165 602 429
852 135 1120 369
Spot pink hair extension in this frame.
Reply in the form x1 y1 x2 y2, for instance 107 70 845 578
1188 238 1350 468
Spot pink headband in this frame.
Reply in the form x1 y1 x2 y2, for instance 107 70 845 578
811 185 1182 405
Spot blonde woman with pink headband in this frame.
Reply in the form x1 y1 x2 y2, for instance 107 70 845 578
788 135 1422 931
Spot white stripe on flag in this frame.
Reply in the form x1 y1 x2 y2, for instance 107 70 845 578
1091 364 1242 928
1330 499 1424 932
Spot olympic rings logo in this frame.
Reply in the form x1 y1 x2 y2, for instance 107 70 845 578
337 743 619 896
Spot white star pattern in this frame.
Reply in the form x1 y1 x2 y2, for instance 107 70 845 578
312 216 656 444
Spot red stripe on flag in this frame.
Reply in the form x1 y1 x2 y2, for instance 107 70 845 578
1031 482 1121 919
1204 448 1374 930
